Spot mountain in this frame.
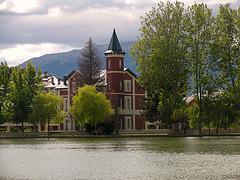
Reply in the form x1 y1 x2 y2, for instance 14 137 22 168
21 41 138 78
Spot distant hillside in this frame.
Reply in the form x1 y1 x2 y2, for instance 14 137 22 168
21 41 137 78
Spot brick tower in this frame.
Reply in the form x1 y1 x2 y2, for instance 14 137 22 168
105 29 125 109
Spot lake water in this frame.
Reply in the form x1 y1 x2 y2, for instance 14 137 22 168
0 137 240 180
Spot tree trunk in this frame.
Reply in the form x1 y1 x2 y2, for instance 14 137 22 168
208 120 211 135
228 117 230 135
216 119 220 136
94 123 97 135
22 120 24 136
48 119 50 139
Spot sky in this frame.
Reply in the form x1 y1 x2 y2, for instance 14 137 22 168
0 0 239 66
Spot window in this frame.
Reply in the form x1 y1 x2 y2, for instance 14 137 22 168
63 99 68 112
124 116 132 129
119 97 123 108
108 81 111 90
124 80 131 92
119 81 122 90
119 60 122 69
124 96 132 110
108 60 111 69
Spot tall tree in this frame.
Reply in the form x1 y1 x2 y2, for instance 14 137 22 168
212 4 240 123
0 62 11 124
71 85 112 135
187 3 214 135
78 38 101 85
131 1 189 127
9 63 42 133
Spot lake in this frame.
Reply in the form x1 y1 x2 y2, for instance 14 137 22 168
0 137 240 179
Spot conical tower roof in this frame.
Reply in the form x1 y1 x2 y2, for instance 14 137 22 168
105 29 125 55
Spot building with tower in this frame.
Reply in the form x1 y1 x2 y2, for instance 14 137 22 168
64 29 146 131
104 29 145 130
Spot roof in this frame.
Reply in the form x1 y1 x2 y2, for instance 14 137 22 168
42 74 68 89
105 29 125 55
124 68 137 78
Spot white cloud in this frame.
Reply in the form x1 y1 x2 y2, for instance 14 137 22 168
0 0 239 67
0 0 40 13
0 43 78 66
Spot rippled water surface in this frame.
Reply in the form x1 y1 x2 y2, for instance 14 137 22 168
0 137 240 180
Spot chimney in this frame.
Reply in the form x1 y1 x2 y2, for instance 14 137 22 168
64 76 67 86
58 78 60 85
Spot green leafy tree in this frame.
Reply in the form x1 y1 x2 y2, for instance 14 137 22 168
30 92 65 135
187 104 200 129
131 1 189 127
0 62 11 124
187 3 215 135
213 5 240 112
173 105 189 133
71 85 112 135
9 63 42 133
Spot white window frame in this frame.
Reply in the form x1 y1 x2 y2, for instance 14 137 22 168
124 96 132 110
124 116 132 129
124 80 131 92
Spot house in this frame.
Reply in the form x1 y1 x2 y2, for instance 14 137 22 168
0 29 150 132
65 29 146 131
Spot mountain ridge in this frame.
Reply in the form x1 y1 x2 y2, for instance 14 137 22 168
21 41 137 78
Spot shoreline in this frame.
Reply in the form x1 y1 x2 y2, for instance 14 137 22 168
1 133 240 139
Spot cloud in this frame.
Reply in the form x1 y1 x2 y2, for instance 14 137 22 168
0 0 239 66
0 0 40 13
0 43 77 66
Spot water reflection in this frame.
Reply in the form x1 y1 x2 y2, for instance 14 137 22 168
0 137 240 179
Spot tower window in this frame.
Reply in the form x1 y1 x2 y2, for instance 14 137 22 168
108 60 111 69
119 60 122 69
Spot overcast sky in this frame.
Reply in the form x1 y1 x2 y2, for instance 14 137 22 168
0 0 239 66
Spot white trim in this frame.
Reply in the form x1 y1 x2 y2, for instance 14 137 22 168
105 54 124 58
107 71 125 74
135 94 145 96
107 92 132 95
118 109 142 115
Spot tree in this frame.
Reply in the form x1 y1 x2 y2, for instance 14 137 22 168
78 38 101 85
131 1 189 127
9 63 42 133
0 62 11 124
70 85 112 135
30 92 65 136
187 3 215 135
213 5 240 111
